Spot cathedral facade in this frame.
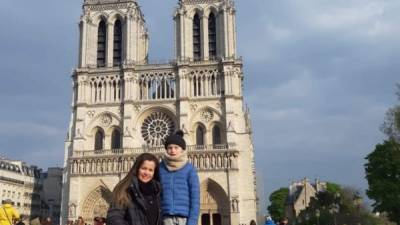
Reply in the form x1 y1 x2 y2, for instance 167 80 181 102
61 1 258 225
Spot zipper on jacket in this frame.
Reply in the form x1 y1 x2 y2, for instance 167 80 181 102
171 171 175 213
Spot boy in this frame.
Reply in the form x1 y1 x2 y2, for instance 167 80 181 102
160 130 200 225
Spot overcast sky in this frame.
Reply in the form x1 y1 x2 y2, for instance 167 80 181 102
1 0 399 210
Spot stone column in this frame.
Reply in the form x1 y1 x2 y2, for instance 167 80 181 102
202 15 209 60
107 22 114 67
79 19 87 67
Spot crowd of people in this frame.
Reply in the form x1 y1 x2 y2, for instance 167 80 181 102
0 199 55 225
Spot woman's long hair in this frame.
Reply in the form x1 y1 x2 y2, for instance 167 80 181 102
112 153 160 208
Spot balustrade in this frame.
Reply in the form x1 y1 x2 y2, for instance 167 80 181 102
69 144 238 175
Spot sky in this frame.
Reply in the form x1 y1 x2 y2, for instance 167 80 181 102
1 0 400 210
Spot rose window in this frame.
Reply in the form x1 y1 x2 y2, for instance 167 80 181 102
141 112 175 146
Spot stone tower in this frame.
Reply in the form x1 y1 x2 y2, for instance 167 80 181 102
61 0 258 225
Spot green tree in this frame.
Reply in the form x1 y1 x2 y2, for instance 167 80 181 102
365 139 400 224
297 184 392 225
381 84 400 142
326 182 340 193
267 188 289 220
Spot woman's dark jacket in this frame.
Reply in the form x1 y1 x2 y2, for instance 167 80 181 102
106 177 162 225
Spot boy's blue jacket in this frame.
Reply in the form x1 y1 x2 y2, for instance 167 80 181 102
159 161 200 225
264 220 276 225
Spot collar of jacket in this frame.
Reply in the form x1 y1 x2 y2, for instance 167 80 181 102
129 177 161 209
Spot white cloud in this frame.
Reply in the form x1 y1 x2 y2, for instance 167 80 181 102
311 2 385 30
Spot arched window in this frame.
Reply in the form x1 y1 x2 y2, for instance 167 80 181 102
111 129 121 149
208 13 217 58
97 20 107 67
201 214 210 225
193 14 201 60
94 128 104 150
212 214 221 225
193 76 202 97
113 19 122 67
212 125 221 145
196 125 205 146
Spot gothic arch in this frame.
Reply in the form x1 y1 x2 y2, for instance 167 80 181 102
194 122 207 146
93 127 105 150
211 122 224 145
86 111 122 136
204 5 219 18
200 179 230 225
108 11 125 24
92 13 109 25
189 7 204 19
81 186 112 223
190 106 222 128
109 126 122 149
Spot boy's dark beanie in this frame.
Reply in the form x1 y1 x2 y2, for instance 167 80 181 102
164 130 186 150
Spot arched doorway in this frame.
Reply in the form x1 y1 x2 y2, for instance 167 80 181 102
200 179 230 225
81 186 112 225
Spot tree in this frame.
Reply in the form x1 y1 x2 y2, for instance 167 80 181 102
267 188 289 220
365 139 400 224
381 84 400 142
297 184 392 225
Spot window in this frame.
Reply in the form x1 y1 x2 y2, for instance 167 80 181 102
113 19 122 66
196 125 205 146
212 214 221 225
201 214 210 225
95 128 104 150
193 14 201 60
111 129 121 149
97 20 107 67
208 13 217 58
212 125 221 145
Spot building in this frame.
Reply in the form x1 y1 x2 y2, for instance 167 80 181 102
41 168 63 225
61 1 258 225
285 178 326 218
0 158 43 218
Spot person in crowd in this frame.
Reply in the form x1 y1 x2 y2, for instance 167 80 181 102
94 217 100 225
94 217 106 225
75 216 85 225
0 199 20 225
107 153 161 225
159 130 200 225
42 217 52 225
30 217 41 225
15 215 26 225
264 216 276 225
278 217 288 225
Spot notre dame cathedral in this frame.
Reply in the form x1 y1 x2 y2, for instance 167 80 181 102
61 1 258 225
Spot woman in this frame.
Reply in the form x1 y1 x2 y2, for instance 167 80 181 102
75 217 85 225
107 153 161 225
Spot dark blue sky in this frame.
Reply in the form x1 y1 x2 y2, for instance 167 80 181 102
1 0 399 210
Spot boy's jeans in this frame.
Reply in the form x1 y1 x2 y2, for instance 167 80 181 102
163 216 187 225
